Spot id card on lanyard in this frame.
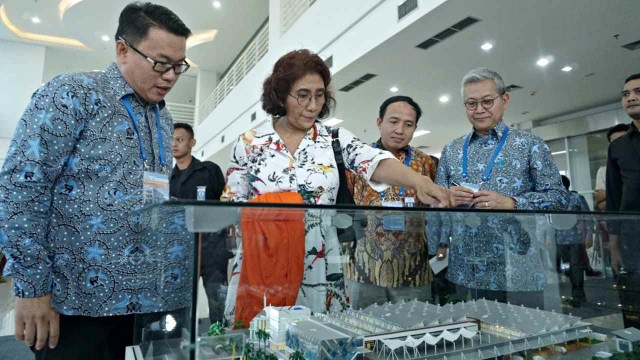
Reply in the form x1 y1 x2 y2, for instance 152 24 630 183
122 97 169 204
375 144 413 231
461 126 509 190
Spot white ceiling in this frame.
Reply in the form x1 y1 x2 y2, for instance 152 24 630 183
331 0 640 155
0 0 269 74
2 0 639 160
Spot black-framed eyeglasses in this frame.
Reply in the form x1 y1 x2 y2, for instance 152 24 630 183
288 91 326 106
464 94 502 111
119 37 190 75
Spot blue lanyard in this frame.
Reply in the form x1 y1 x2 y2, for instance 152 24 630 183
374 143 412 199
462 126 509 182
121 97 166 170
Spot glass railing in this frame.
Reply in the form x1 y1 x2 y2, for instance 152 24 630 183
129 201 640 360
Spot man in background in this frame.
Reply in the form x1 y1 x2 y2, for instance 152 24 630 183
607 73 640 328
345 96 435 309
170 122 230 325
594 124 630 211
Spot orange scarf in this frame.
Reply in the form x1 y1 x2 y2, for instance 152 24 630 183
234 192 305 328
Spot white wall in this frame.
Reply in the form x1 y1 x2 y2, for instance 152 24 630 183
0 40 46 142
195 0 447 160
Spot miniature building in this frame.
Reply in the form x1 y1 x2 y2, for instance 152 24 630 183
249 310 269 341
249 299 595 359
264 305 311 350
285 318 363 360
613 327 640 353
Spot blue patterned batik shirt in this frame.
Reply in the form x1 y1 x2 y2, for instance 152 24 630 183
433 121 568 292
0 63 192 316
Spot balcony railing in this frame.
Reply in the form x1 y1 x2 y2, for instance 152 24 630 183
197 21 269 125
167 102 196 125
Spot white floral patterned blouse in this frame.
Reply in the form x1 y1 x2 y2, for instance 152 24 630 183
221 119 394 319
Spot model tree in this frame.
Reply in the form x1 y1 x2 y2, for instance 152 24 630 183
206 321 226 337
255 329 268 350
234 319 247 329
289 349 305 360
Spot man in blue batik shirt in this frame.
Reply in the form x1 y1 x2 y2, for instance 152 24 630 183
434 68 568 306
0 3 192 358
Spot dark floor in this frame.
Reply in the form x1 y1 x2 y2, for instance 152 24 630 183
0 336 34 360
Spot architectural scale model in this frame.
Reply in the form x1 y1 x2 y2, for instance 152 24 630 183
246 298 599 359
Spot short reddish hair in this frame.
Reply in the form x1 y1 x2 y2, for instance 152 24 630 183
261 49 335 118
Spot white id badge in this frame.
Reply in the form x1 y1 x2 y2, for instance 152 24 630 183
404 197 416 207
382 201 405 231
460 182 481 193
382 200 403 208
143 171 169 205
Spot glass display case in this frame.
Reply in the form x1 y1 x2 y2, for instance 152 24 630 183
126 201 640 360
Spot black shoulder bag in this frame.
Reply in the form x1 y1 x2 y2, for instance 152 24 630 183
330 128 366 249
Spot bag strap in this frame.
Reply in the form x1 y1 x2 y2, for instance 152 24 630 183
331 127 351 202
331 127 345 170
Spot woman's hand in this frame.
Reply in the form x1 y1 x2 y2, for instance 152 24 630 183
415 176 450 208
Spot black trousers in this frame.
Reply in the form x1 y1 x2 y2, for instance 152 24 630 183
31 309 189 360
32 314 135 360
617 272 640 329
556 243 586 300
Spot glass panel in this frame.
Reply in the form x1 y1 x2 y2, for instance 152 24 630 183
130 202 640 359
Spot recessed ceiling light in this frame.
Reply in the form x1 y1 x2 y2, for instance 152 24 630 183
389 86 399 93
101 35 110 42
212 1 222 8
481 42 493 51
561 66 573 72
413 130 431 138
536 57 550 67
323 118 344 127
31 17 41 24
439 95 450 103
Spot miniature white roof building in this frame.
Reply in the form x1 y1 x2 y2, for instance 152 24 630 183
613 327 640 342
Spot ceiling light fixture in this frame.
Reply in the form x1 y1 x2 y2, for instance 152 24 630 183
0 5 88 49
31 17 41 24
551 150 567 156
58 0 85 20
439 95 450 103
536 57 550 67
323 118 344 127
561 66 573 72
186 29 218 49
389 86 399 93
101 35 110 42
212 1 222 8
480 42 493 51
413 130 431 138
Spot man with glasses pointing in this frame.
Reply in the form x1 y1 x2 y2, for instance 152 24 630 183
433 68 568 305
0 2 191 358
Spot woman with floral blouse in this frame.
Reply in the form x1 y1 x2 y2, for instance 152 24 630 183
221 49 449 324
